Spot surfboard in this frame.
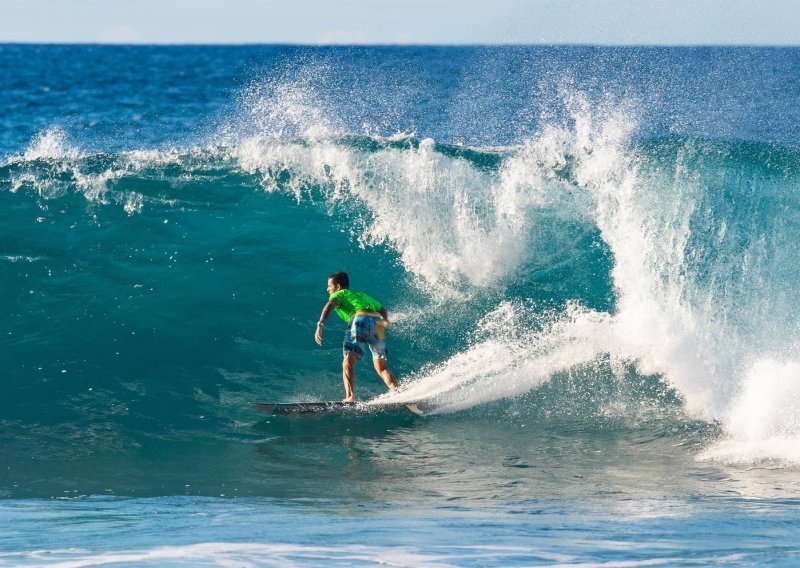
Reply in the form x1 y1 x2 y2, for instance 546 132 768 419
250 401 426 416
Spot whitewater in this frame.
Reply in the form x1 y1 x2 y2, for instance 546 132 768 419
2 44 800 565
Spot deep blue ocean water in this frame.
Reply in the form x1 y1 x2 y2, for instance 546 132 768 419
2 44 800 566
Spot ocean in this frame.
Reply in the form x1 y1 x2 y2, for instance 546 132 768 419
2 44 800 566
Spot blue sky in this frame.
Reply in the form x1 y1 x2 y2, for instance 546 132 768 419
3 0 800 45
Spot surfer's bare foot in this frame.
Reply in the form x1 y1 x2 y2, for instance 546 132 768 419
342 396 355 403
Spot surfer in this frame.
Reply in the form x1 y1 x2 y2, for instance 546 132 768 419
315 271 397 402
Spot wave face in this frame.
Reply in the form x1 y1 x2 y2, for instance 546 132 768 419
3 46 800 498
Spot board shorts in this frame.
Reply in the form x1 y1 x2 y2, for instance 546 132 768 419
343 314 387 361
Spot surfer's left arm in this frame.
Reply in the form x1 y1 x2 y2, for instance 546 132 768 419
378 306 390 324
315 299 340 345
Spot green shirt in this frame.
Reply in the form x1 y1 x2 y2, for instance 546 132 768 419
330 289 382 323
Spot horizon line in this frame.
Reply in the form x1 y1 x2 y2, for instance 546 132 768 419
3 41 800 48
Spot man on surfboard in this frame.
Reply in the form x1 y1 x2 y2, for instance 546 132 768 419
315 271 397 402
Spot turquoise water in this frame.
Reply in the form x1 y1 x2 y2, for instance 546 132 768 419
3 45 800 565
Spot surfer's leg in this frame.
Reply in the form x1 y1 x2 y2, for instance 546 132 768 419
366 317 394 391
342 320 366 402
372 358 396 391
342 353 357 402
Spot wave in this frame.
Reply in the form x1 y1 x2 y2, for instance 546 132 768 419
4 92 800 466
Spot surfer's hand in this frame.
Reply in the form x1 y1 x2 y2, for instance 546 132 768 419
314 322 323 345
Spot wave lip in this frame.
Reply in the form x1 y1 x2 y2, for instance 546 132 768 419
21 127 81 162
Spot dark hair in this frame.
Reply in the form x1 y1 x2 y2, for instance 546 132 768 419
329 271 349 289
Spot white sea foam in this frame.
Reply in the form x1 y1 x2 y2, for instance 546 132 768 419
7 131 190 211
1 255 42 263
381 302 614 413
0 542 529 567
699 359 800 465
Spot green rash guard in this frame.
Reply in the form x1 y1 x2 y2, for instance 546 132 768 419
330 289 383 323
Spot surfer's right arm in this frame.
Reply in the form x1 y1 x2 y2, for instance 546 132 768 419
315 299 340 345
